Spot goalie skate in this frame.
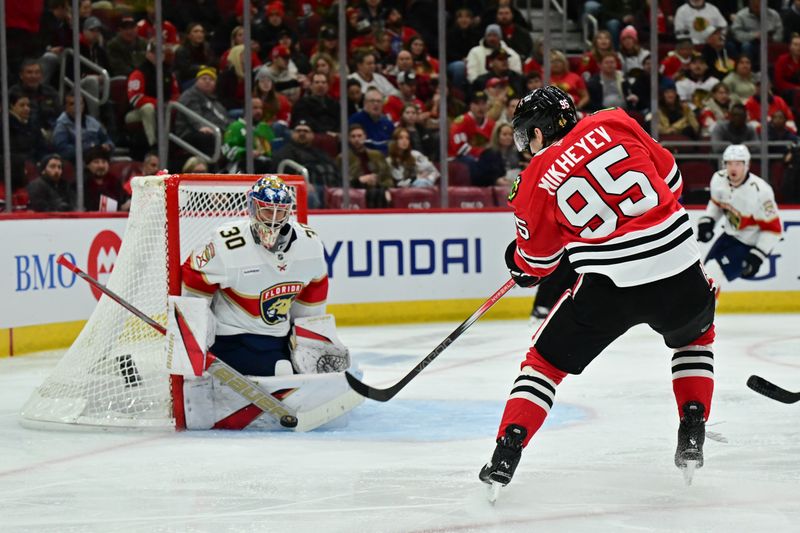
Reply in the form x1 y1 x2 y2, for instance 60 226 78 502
675 401 705 486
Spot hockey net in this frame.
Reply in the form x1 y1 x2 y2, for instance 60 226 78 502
20 174 308 429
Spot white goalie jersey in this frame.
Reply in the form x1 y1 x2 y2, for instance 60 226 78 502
704 170 783 253
181 219 329 338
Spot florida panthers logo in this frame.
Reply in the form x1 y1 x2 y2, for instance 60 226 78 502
260 282 303 325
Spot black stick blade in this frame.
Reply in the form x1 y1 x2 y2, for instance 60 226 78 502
747 375 800 404
345 371 398 402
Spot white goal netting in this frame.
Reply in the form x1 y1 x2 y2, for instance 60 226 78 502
21 174 307 429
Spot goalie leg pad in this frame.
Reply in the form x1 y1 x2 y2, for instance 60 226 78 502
291 314 350 374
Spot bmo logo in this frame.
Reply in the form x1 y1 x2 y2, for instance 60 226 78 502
87 230 122 300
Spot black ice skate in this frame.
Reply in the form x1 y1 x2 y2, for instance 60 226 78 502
479 424 527 503
675 401 705 486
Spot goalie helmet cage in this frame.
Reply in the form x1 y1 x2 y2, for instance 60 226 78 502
20 174 308 430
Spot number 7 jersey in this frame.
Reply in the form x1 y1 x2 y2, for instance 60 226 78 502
509 108 700 287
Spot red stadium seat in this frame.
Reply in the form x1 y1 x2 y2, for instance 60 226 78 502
24 160 38 183
567 55 582 73
312 133 340 159
493 184 512 207
447 186 495 208
324 187 367 209
389 187 439 209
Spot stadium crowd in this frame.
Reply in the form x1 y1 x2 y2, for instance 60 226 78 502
2 0 800 212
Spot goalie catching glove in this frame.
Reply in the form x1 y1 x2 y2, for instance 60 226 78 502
291 314 350 374
505 240 541 287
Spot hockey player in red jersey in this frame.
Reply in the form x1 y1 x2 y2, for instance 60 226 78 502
480 86 717 496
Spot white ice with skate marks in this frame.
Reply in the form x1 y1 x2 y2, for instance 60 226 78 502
0 315 798 532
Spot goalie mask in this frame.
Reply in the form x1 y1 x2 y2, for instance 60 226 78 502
247 175 295 250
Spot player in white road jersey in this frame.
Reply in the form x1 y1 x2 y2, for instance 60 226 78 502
697 145 783 284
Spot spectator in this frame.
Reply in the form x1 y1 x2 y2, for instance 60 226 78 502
774 34 800 103
222 97 275 173
273 119 341 209
309 27 340 71
258 1 296 54
83 146 124 211
310 52 341 100
630 54 676 114
374 30 397 72
722 55 758 103
660 38 696 80
767 110 799 154
732 0 783 66
175 66 231 159
347 78 364 117
783 0 800 43
473 49 526 99
578 30 620 81
525 70 544 92
348 50 400 98
182 156 209 173
446 8 482 91
121 150 163 211
466 24 522 84
174 22 217 89
495 4 532 58
6 88 47 164
126 41 181 149
107 16 148 78
27 154 75 212
550 50 590 110
702 27 736 80
292 72 341 136
164 1 220 41
484 78 510 122
617 26 649 80
699 83 734 137
277 29 311 77
77 16 111 118
52 93 114 162
260 45 302 103
213 0 256 57
349 87 395 155
384 50 414 84
407 35 439 100
744 81 797 133
136 5 180 49
523 37 545 76
359 0 386 32
383 8 416 56
587 52 636 112
396 103 437 158
254 70 292 130
338 123 393 208
384 71 425 124
497 96 521 125
449 91 495 181
220 26 261 71
710 103 758 152
217 44 248 111
676 55 719 109
386 127 439 188
38 0 72 84
10 58 61 133
674 0 728 45
657 87 700 138
476 122 524 187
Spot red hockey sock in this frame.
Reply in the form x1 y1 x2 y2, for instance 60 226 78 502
671 325 715 420
497 347 568 447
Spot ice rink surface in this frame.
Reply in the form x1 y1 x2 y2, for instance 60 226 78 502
1 314 799 533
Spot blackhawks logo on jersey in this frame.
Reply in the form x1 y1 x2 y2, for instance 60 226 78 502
508 174 522 202
260 282 303 325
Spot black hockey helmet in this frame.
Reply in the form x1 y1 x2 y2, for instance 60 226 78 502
511 86 578 152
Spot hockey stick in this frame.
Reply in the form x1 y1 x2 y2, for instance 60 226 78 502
344 278 517 402
56 255 299 428
746 375 800 404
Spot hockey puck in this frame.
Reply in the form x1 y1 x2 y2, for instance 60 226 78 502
280 415 298 428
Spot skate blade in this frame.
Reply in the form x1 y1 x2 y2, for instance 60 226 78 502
487 481 502 504
682 460 698 486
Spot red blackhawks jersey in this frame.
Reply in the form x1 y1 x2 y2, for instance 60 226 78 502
181 220 328 338
509 108 700 287
448 112 496 158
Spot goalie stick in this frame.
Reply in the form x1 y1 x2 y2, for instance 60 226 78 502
56 255 300 429
345 278 517 401
746 375 800 404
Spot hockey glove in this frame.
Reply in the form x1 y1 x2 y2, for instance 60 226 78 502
740 248 766 279
505 240 541 287
696 217 715 243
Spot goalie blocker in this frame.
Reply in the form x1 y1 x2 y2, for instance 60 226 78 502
166 296 362 430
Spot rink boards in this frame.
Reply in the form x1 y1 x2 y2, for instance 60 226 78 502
1 208 798 356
